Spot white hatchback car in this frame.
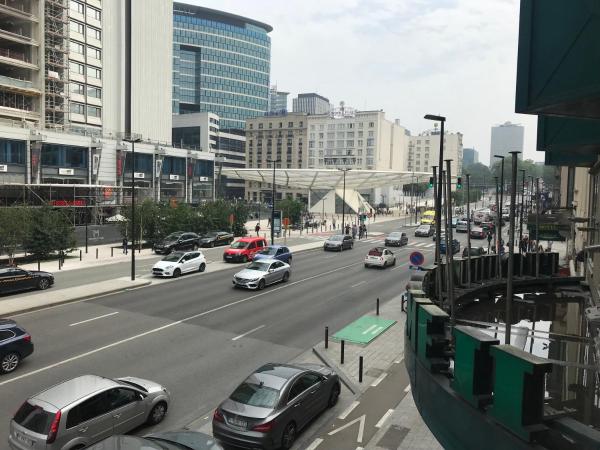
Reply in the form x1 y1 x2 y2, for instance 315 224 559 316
152 251 206 277
364 247 396 268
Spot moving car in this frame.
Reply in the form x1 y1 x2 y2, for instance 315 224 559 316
323 234 354 251
153 232 201 254
232 259 291 290
213 363 340 450
462 246 486 257
364 247 396 268
88 431 223 450
421 210 436 225
199 231 234 248
8 374 170 450
0 266 53 295
470 227 486 239
480 221 496 233
254 245 292 264
385 231 408 247
414 225 433 237
456 219 469 232
440 238 461 255
152 251 206 277
0 319 33 374
223 237 268 263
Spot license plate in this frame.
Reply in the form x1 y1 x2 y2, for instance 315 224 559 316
229 417 247 428
15 433 32 446
225 255 232 259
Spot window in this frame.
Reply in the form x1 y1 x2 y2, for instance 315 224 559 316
369 122 374 127
88 66 101 79
70 0 84 14
67 392 111 428
88 6 101 21
14 402 54 435
368 131 374 137
288 122 293 127
87 105 101 117
70 82 84 95
70 20 84 34
288 374 321 402
70 41 85 55
0 330 15 341
88 46 101 60
87 86 101 99
70 102 85 115
107 388 138 410
70 61 85 75
86 26 101 40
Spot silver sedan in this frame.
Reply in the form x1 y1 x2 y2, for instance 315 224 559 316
232 259 291 290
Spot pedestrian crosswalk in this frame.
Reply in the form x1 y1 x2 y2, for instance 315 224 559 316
304 234 437 248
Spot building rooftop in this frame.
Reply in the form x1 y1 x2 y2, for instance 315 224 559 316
173 2 273 33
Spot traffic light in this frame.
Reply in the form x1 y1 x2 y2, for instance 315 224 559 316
428 177 434 188
456 177 463 189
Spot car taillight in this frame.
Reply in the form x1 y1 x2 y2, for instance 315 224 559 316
252 419 275 432
22 334 31 343
46 410 61 444
213 408 224 423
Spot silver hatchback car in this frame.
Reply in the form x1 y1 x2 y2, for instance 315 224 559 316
8 374 170 450
232 259 291 290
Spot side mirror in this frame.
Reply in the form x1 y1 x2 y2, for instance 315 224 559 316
268 269 274 273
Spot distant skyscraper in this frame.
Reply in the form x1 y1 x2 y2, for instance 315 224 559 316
292 93 330 115
463 148 479 166
490 121 524 163
269 86 289 113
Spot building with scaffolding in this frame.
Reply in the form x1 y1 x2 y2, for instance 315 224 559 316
44 0 68 128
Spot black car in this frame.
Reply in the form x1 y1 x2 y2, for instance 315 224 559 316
385 231 408 247
199 231 234 248
88 431 223 450
0 319 33 374
0 266 53 295
153 232 201 254
462 246 486 257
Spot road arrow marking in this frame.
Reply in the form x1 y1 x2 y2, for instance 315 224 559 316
371 372 387 387
305 438 323 450
328 414 366 443
338 400 360 420
375 409 394 428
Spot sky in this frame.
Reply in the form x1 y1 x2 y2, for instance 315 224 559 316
184 0 541 165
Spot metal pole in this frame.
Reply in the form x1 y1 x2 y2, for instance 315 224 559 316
342 170 346 231
435 121 445 297
519 169 526 277
270 159 280 244
432 166 442 303
414 175 419 225
505 151 519 345
411 172 414 224
535 177 540 277
445 160 455 325
131 141 136 281
466 173 472 287
494 176 500 278
85 205 88 254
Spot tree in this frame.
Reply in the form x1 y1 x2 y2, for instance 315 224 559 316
276 198 304 225
22 207 76 259
0 207 31 264
463 163 492 187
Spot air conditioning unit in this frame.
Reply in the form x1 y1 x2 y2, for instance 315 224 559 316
59 168 74 176
0 165 7 172
134 172 145 179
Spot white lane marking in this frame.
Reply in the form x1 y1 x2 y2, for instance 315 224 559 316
425 243 435 248
357 447 364 450
231 324 265 341
391 262 410 271
0 260 364 386
361 325 377 335
338 400 360 420
404 385 412 393
375 409 395 428
371 326 384 335
351 280 366 288
408 241 417 245
69 312 119 327
371 372 387 387
328 414 365 443
305 438 323 450
414 242 426 247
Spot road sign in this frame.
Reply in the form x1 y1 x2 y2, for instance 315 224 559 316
282 217 290 227
409 251 424 266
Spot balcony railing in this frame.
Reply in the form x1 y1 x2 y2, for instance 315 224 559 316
0 48 31 63
0 74 37 91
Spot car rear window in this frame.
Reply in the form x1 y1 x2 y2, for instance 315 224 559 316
230 382 279 408
368 249 383 256
13 402 53 435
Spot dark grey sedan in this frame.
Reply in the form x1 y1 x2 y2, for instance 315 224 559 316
213 363 341 450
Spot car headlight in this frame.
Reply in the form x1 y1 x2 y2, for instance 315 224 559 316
165 265 174 269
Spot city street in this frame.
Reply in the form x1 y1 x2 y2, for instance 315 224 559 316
0 218 475 445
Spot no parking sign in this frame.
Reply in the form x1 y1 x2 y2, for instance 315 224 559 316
409 251 424 267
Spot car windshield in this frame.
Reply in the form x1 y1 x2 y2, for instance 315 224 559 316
260 247 278 255
418 226 429 231
329 235 344 241
229 382 280 409
246 262 270 271
230 241 248 249
164 233 183 241
204 232 218 238
162 253 184 262
368 249 383 256
13 402 53 435
388 232 402 238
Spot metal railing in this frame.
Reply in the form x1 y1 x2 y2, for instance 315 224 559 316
0 48 31 63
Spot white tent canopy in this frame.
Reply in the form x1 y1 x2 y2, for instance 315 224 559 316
221 168 434 190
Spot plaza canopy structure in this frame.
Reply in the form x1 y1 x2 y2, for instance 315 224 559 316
221 168 434 190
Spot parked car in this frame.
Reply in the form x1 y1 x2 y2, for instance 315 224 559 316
414 225 433 237
0 266 53 295
0 319 33 374
440 238 461 255
8 374 170 450
480 221 496 233
223 237 268 263
254 245 292 264
153 232 201 254
462 246 486 257
456 219 469 233
323 235 354 251
385 231 408 247
364 247 396 268
199 231 234 248
232 259 291 290
213 363 340 450
470 227 486 239
88 431 223 450
152 251 206 277
451 217 458 228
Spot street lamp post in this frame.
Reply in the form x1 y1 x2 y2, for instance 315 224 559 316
466 173 472 287
444 160 456 325
321 196 328 231
338 168 351 233
505 151 520 345
494 155 505 258
535 177 540 277
494 176 500 278
268 158 281 244
432 165 443 303
121 133 142 281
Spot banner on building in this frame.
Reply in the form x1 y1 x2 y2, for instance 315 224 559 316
92 153 101 176
155 159 163 178
116 150 126 178
187 159 196 178
30 143 41 183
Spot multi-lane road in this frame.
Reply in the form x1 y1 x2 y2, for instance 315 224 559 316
0 218 473 445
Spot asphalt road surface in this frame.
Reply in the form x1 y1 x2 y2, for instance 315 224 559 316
0 219 472 445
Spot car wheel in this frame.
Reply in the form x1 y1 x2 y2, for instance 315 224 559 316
258 279 265 290
173 269 181 278
288 256 292 264
147 402 167 425
392 258 396 266
281 422 296 450
0 352 20 374
282 272 289 282
328 384 341 408
199 263 206 273
37 278 50 290
242 255 248 263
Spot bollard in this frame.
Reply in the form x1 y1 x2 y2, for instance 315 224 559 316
80 250 82 261
96 248 99 259
58 258 61 270
325 326 329 349
341 340 345 365
37 260 40 271
376 297 380 315
359 356 363 383
111 247 114 257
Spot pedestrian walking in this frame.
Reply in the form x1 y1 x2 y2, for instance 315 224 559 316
363 224 368 239
345 224 350 235
352 223 357 240
255 222 261 236
122 237 128 255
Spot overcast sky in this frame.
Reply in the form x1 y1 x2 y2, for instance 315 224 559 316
185 0 540 165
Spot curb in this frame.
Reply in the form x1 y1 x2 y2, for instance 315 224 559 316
4 280 152 317
312 346 359 395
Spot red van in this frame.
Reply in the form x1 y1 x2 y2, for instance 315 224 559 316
223 237 268 263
